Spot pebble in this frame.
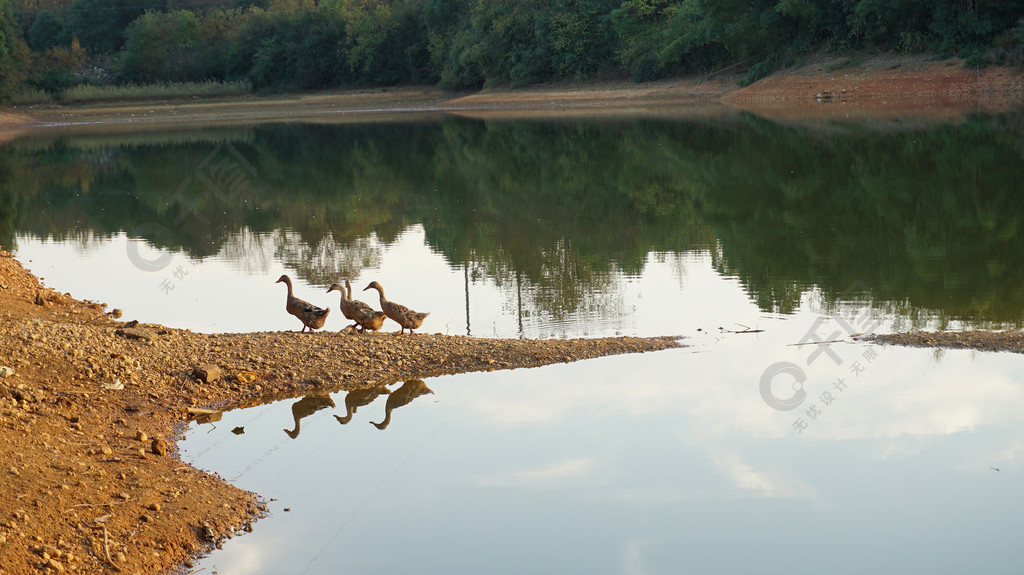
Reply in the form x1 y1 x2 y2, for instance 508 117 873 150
136 430 148 442
193 364 221 383
0 366 13 378
46 558 64 573
151 438 167 456
147 503 161 512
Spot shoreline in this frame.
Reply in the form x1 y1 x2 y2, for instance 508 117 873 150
2 55 1023 135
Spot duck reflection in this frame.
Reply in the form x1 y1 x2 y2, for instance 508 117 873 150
283 395 336 439
371 379 433 430
334 385 391 425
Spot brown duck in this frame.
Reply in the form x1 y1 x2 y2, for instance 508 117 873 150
327 279 386 333
276 274 330 332
363 281 429 334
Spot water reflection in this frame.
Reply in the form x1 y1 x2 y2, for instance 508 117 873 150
283 395 336 439
334 385 390 425
5 113 1024 330
371 379 434 430
179 347 1024 575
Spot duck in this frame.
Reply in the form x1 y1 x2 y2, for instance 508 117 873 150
276 274 330 332
327 279 386 333
363 280 429 334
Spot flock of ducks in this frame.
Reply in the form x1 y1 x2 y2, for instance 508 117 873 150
275 274 429 334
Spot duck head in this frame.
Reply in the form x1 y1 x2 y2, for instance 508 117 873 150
327 283 343 293
275 274 290 285
363 281 383 292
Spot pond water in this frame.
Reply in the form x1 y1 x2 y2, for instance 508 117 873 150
4 111 1024 573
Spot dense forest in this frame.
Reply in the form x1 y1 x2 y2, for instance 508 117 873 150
1 0 1024 100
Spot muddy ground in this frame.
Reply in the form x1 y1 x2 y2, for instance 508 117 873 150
2 53 1024 574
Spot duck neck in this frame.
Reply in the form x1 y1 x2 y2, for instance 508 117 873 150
283 276 294 299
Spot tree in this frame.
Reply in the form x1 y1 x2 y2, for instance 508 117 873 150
27 9 62 51
65 0 161 54
0 0 28 99
119 10 202 83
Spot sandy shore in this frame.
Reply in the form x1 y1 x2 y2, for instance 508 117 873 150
2 55 1023 135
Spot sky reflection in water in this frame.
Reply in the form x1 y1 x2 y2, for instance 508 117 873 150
179 345 1024 575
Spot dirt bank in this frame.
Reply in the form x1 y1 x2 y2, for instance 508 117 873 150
869 331 1024 354
2 55 1022 132
0 252 682 574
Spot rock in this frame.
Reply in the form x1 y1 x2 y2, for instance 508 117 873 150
114 327 153 342
193 364 221 384
34 292 48 307
109 309 123 319
151 438 167 456
46 558 65 573
0 366 13 378
136 430 148 442
147 503 161 512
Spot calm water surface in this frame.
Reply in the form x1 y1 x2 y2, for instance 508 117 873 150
4 111 1024 573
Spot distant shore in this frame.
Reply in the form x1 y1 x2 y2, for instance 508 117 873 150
2 54 1023 136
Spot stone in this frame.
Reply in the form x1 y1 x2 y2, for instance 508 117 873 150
136 430 148 442
109 309 123 319
151 438 167 456
114 327 152 342
0 366 13 378
46 558 65 573
193 364 221 384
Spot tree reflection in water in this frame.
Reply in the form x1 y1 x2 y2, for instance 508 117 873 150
3 113 1024 327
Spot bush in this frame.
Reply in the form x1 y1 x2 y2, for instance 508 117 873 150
59 80 251 103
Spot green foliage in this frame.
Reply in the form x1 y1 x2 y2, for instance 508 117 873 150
119 11 203 83
232 3 350 90
6 0 1024 96
58 79 250 103
550 0 620 79
65 0 158 54
27 39 86 93
0 0 29 100
27 9 61 51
